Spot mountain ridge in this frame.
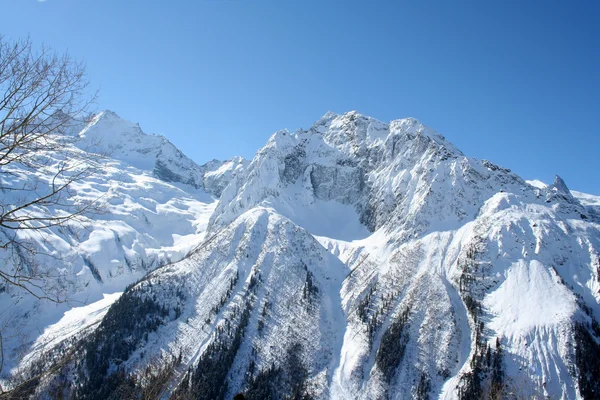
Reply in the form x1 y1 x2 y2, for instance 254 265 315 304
78 110 249 195
2 110 599 400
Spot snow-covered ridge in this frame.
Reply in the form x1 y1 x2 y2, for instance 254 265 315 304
6 110 600 400
528 178 600 206
78 110 248 195
211 111 583 241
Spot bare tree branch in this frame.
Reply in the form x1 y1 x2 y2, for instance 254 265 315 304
0 34 100 303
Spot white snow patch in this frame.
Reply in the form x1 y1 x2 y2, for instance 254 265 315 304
526 179 548 189
571 190 600 206
268 198 370 241
484 260 576 338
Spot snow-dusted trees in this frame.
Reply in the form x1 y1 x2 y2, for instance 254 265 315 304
0 35 98 301
375 307 410 383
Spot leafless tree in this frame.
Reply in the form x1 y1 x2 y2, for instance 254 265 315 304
0 34 104 306
0 35 104 390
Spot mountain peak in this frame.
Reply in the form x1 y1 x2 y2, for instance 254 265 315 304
341 110 364 118
552 175 571 194
321 110 338 120
311 111 454 150
389 116 433 137
82 109 144 140
91 109 138 128
76 110 242 195
96 109 120 119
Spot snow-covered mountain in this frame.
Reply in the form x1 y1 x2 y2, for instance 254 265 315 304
0 111 247 380
78 110 248 195
4 111 600 400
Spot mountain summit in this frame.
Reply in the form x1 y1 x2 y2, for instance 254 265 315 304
78 110 248 194
4 111 600 400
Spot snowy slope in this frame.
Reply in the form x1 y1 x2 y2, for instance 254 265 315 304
91 208 348 399
571 190 600 207
0 112 246 381
8 111 600 400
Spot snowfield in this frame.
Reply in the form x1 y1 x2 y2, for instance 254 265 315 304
2 111 599 400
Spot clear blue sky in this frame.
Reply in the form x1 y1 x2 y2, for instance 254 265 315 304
2 0 599 194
